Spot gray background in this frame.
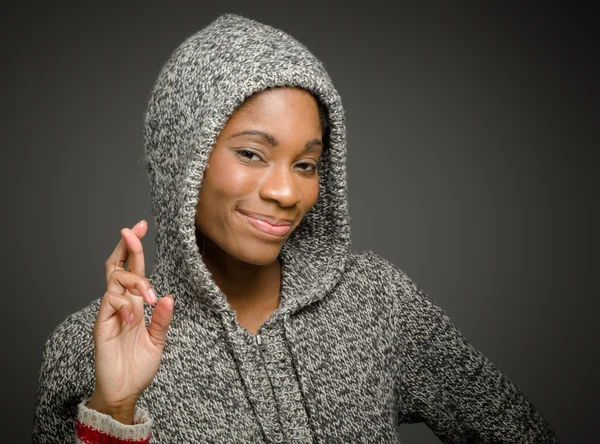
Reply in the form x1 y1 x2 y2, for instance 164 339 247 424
1 2 597 443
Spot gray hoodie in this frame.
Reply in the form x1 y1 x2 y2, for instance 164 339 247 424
33 14 559 443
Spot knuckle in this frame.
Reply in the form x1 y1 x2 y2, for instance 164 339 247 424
105 258 125 272
127 288 142 297
102 290 116 303
108 269 147 290
104 290 129 306
110 269 127 281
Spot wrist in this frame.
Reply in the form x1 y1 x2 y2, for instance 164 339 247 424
87 393 138 425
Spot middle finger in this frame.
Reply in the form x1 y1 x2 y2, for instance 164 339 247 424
107 269 156 305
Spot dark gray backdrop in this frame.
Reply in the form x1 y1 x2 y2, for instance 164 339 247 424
1 2 597 443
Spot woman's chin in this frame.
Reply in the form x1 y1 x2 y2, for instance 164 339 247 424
238 250 282 267
230 232 287 266
197 227 286 267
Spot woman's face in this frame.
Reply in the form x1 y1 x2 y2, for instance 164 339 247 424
195 87 323 266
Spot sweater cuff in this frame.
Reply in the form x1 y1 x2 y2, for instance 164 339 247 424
76 399 152 443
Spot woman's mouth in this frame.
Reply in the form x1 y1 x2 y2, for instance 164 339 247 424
237 210 292 237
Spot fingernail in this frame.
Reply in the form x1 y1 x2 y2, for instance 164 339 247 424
128 313 134 324
148 287 157 304
135 220 146 228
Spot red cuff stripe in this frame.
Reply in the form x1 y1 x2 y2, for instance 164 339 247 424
76 421 150 444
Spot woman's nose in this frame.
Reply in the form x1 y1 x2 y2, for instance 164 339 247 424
259 165 302 207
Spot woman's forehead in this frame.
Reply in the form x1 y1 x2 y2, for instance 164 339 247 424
228 87 328 135
226 89 321 128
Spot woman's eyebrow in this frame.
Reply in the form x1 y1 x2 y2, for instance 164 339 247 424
229 130 322 152
229 130 278 146
305 139 323 152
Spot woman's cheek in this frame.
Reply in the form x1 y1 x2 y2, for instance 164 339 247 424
302 177 320 210
206 155 255 198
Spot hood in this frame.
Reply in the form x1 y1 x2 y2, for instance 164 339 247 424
143 14 351 317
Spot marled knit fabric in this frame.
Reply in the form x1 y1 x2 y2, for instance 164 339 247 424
33 14 559 443
75 399 151 443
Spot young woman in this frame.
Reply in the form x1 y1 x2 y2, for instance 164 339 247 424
33 14 559 443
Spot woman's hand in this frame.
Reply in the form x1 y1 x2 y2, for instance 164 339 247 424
87 220 174 424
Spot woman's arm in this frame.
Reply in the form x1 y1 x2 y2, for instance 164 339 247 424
391 266 560 443
32 314 95 442
34 222 170 443
32 313 155 444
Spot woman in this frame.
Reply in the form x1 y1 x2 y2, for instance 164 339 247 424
33 14 559 443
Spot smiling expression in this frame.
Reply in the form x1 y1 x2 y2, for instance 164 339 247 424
195 87 324 266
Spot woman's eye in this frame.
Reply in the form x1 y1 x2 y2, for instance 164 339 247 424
297 162 318 174
237 149 261 161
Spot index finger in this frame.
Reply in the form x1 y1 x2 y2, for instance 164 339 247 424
105 220 148 283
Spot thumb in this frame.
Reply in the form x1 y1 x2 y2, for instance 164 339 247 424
148 295 174 349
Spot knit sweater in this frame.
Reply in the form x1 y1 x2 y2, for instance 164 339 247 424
33 14 559 443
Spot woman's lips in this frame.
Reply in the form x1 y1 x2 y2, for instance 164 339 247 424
237 211 292 236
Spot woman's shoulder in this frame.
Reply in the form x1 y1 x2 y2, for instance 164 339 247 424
344 250 435 311
37 298 101 391
345 250 414 291
40 298 101 365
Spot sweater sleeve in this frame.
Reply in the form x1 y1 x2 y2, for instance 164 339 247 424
76 399 152 443
392 269 560 443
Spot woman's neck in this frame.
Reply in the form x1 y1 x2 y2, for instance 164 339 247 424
200 235 282 315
